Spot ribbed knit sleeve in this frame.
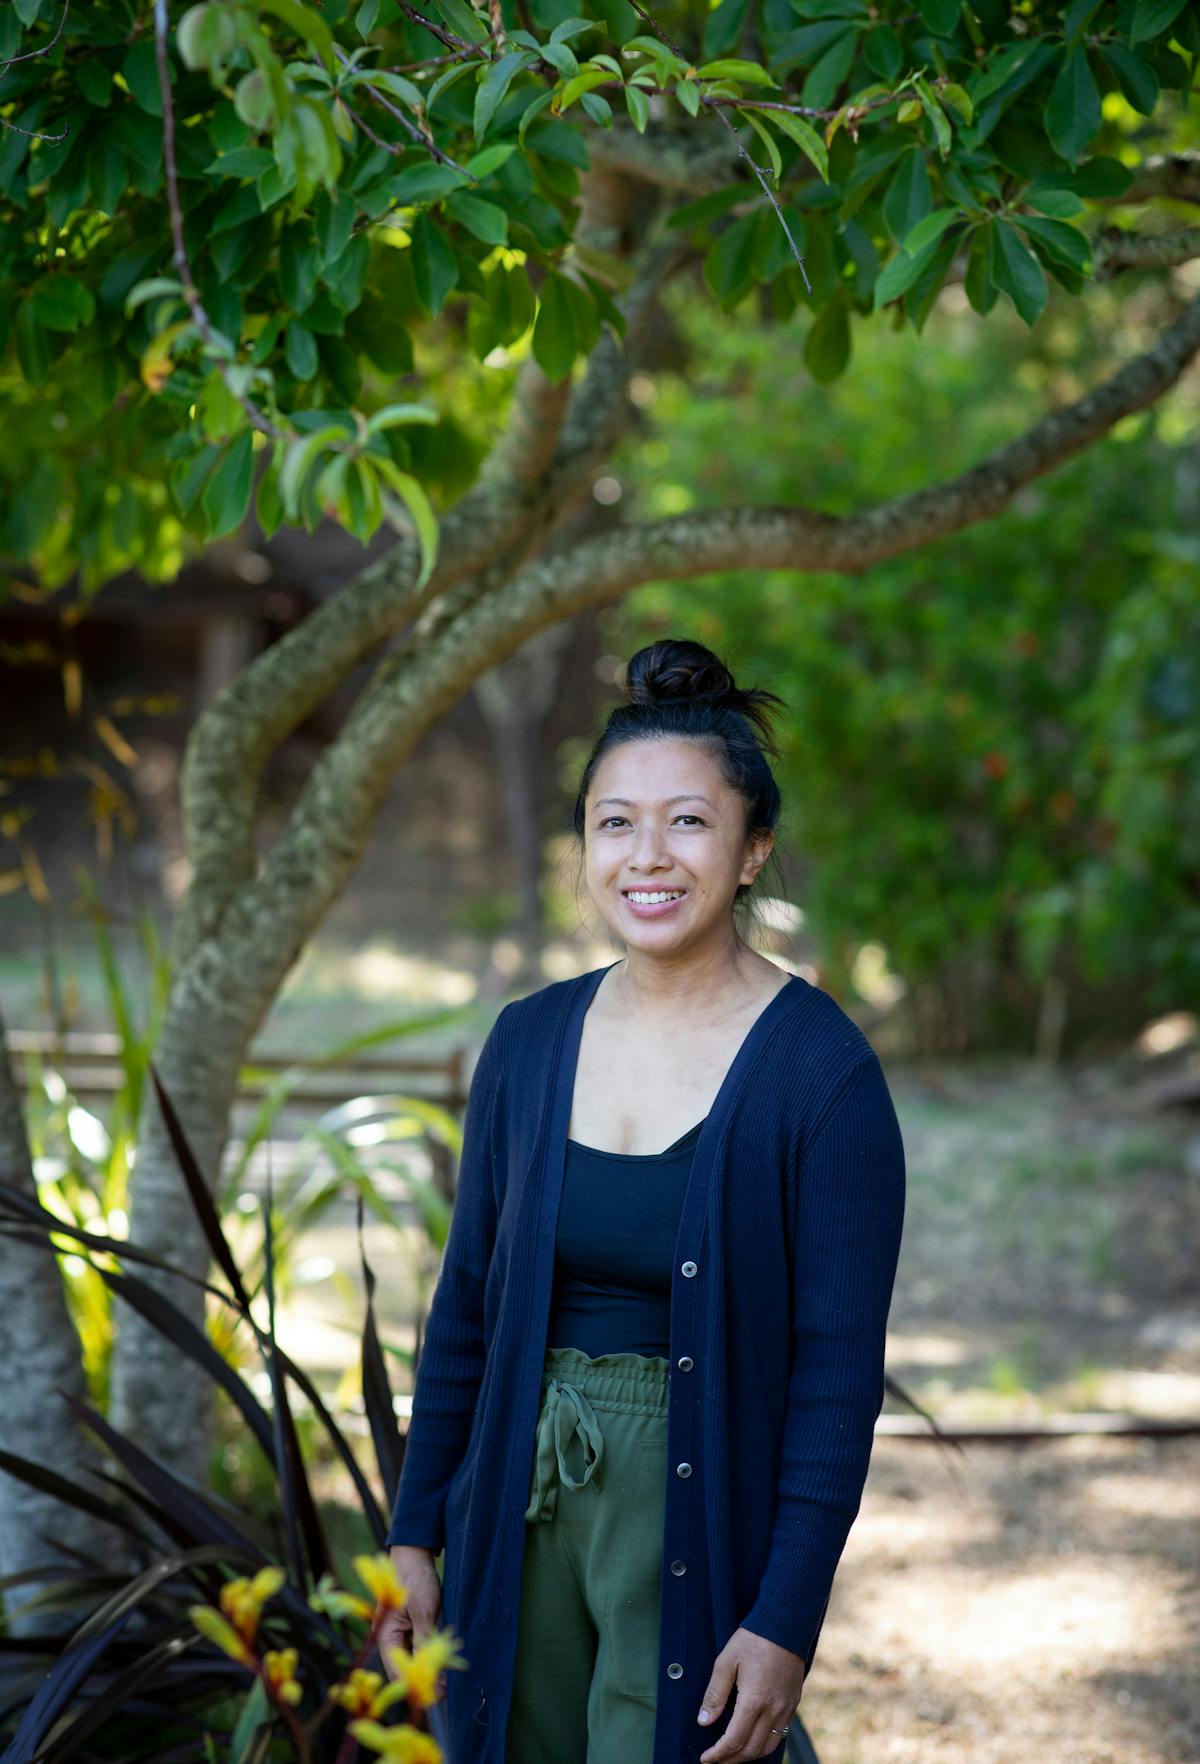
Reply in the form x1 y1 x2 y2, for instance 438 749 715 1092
738 1050 906 1663
385 1008 508 1552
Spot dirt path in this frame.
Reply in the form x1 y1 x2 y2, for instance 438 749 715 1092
808 1432 1199 1764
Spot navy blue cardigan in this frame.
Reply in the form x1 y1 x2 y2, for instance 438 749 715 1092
387 961 906 1764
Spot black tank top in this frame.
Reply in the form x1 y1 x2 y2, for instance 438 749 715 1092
545 1119 706 1361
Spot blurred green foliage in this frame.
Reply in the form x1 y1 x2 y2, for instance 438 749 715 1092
604 287 1200 1046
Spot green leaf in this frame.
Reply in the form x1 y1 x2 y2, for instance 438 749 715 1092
703 0 752 61
355 69 425 109
356 0 381 37
919 0 958 35
703 211 759 304
769 110 829 181
872 232 944 307
15 302 48 386
171 442 221 514
475 50 531 140
278 423 351 517
804 299 850 382
551 16 596 43
800 26 859 110
863 24 901 81
430 0 492 43
1069 156 1132 197
1130 0 1189 45
738 109 781 183
445 190 509 244
366 403 438 435
410 213 459 315
698 58 776 85
258 0 337 73
122 41 163 116
76 59 114 108
914 75 952 156
1022 182 1086 218
625 82 649 132
675 75 701 117
203 430 255 538
532 272 577 380
938 82 973 125
32 275 96 331
285 319 319 379
518 89 555 141
902 207 962 255
228 1676 272 1762
558 67 616 109
427 59 477 112
904 233 958 331
1099 44 1159 114
388 162 470 205
989 216 1048 326
209 146 275 178
1044 49 1101 164
371 455 440 589
315 189 355 264
964 223 997 314
541 40 580 80
1018 213 1092 276
883 149 931 244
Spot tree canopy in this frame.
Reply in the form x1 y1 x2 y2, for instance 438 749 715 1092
2 0 1199 592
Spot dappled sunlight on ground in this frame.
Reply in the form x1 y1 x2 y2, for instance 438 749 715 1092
809 1436 1200 1764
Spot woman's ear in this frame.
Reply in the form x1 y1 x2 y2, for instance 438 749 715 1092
739 828 774 888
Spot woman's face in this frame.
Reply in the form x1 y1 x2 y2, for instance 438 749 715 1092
582 736 773 956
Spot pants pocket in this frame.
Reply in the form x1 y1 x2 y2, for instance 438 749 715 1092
605 1429 667 1702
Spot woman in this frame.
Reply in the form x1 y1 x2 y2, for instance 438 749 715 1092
381 638 907 1764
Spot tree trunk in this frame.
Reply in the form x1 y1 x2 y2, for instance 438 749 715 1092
473 623 576 984
0 1005 118 1634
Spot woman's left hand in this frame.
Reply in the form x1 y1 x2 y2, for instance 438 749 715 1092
696 1627 807 1762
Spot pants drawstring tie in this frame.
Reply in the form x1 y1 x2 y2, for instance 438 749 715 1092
524 1378 605 1522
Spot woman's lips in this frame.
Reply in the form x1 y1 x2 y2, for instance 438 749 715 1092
621 890 688 919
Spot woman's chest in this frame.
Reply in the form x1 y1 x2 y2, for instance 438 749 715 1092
567 1014 759 1156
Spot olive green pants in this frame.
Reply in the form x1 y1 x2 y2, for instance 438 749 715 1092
505 1345 670 1764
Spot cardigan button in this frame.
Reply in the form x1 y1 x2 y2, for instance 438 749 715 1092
681 1260 698 1277
676 1462 692 1478
677 1356 694 1372
670 1559 687 1576
667 1662 684 1679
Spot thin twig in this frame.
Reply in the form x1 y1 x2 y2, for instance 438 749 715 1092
394 0 478 55
334 44 475 176
0 0 71 140
382 46 485 73
626 0 812 294
1 0 69 68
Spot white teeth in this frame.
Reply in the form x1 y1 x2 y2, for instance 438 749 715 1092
626 890 685 904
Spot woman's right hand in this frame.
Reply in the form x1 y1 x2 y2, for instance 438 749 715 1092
380 1546 444 1686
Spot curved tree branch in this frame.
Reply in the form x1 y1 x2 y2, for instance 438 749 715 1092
171 181 675 961
1094 224 1200 277
217 288 1200 995
1102 153 1200 207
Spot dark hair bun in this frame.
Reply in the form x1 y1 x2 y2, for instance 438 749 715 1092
624 638 784 752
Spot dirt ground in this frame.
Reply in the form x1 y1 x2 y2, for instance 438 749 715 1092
808 1431 1200 1764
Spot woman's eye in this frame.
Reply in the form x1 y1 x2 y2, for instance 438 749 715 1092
597 815 705 829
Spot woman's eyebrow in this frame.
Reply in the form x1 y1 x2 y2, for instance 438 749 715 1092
594 795 716 808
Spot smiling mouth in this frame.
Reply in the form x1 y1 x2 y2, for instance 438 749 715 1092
622 889 688 904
